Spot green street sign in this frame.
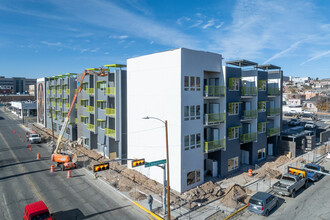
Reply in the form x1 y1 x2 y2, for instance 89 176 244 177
145 159 166 167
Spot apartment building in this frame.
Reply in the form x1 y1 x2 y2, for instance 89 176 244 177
76 65 127 160
127 48 282 193
45 73 78 141
0 76 36 94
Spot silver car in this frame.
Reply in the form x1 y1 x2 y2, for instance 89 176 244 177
248 192 278 216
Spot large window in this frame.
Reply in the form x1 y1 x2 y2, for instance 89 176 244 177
81 116 88 124
184 76 189 91
97 101 106 109
81 82 88 90
258 122 267 133
190 134 195 149
187 170 201 186
228 103 239 115
258 102 267 112
84 138 89 146
184 135 189 151
196 105 200 119
258 80 267 91
81 99 88 107
228 127 240 139
97 120 106 129
228 157 239 171
258 148 266 160
196 133 201 148
229 78 239 91
184 106 189 121
96 81 106 90
196 77 200 91
190 76 195 91
190 105 195 120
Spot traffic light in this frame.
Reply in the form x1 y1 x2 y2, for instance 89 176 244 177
132 159 145 167
93 163 110 172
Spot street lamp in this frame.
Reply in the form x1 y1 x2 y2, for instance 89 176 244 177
142 116 170 219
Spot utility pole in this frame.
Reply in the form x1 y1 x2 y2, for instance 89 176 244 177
165 120 170 220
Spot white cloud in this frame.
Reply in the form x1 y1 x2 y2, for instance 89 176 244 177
263 40 303 64
301 50 330 65
190 20 203 28
177 16 191 25
202 20 215 29
215 22 224 29
40 41 62 46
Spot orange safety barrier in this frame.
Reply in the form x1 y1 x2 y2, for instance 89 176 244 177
50 165 54 173
37 153 40 160
27 144 29 148
67 170 72 178
248 169 253 177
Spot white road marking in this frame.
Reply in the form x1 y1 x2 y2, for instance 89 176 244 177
3 194 13 220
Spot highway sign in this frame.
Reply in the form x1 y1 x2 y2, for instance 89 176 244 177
145 159 166 167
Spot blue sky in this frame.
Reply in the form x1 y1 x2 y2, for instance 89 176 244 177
1 0 330 79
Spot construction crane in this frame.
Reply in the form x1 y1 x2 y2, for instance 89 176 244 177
51 67 108 169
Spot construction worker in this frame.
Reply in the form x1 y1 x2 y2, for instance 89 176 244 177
147 195 153 211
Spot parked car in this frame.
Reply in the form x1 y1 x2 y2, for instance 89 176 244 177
303 163 324 182
29 133 41 144
289 119 301 126
304 122 316 129
272 167 308 198
24 200 52 220
248 192 278 216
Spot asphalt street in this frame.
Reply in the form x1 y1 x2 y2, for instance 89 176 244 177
233 159 330 220
0 108 148 220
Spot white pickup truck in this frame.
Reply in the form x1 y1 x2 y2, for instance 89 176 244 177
29 133 41 144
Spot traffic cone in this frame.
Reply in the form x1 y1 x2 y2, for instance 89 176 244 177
30 147 32 151
14 130 16 133
19 135 21 138
50 165 54 173
67 170 72 178
27 144 29 148
37 153 40 160
23 139 25 143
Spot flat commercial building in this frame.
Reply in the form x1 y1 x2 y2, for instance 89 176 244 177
0 76 36 94
127 48 282 193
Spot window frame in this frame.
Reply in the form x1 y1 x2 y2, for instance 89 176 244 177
228 157 239 171
184 76 189 91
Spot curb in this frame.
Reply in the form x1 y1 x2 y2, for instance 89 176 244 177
223 204 248 220
132 201 163 220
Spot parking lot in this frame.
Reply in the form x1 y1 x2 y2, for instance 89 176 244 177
231 157 330 219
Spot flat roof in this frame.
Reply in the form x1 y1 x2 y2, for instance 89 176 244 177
226 59 258 67
258 64 281 70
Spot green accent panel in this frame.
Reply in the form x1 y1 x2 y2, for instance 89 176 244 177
267 127 280 136
204 139 225 153
204 86 225 97
87 123 95 131
104 64 126 68
268 87 281 96
243 110 258 119
105 128 115 138
105 87 115 95
241 86 257 96
240 132 257 143
86 106 95 112
86 68 99 71
105 108 115 117
86 88 94 95
267 108 281 116
205 113 225 124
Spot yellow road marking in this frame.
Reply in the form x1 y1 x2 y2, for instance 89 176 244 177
223 204 248 220
132 201 163 220
0 132 50 212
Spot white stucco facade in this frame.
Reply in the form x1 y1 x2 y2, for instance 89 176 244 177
127 48 223 193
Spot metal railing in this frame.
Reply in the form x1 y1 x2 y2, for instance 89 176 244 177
86 106 94 113
105 108 115 117
105 128 115 138
267 108 281 116
65 89 70 94
243 110 257 119
267 127 280 136
86 88 94 95
65 103 70 109
241 86 257 96
105 87 115 95
267 88 281 96
240 132 257 143
204 113 225 125
87 123 95 132
58 102 62 108
204 86 225 97
204 139 225 153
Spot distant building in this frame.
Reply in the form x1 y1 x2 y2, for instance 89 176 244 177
291 77 310 83
10 101 37 118
29 84 36 98
0 76 36 94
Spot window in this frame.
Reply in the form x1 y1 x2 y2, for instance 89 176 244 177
228 127 240 139
190 76 195 91
196 133 201 148
81 99 88 107
96 81 106 90
81 116 88 124
97 101 106 109
190 134 195 149
258 102 267 112
229 78 239 91
184 76 189 91
196 170 200 182
187 171 195 185
258 148 266 160
84 138 89 146
66 128 70 135
184 135 189 151
258 122 267 133
196 105 200 119
81 82 88 90
258 80 267 91
190 105 195 120
228 157 239 171
228 103 239 115
97 120 106 129
196 77 200 91
184 106 189 121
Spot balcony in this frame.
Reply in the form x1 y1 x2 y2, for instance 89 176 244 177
47 89 50 94
86 88 94 95
204 139 225 153
267 127 280 136
105 128 115 138
242 110 257 119
52 101 55 106
240 132 257 143
267 108 281 116
52 89 55 94
268 88 281 96
87 123 95 132
105 87 115 96
74 118 77 124
204 113 225 125
65 89 70 94
204 86 225 97
58 102 62 108
65 103 70 109
241 86 257 96
86 106 94 113
105 108 115 117
58 89 62 94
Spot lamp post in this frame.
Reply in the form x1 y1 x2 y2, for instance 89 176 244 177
143 116 170 219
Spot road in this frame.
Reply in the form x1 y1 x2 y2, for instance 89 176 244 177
232 159 330 220
0 108 147 220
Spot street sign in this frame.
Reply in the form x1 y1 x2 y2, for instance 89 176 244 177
145 159 166 167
